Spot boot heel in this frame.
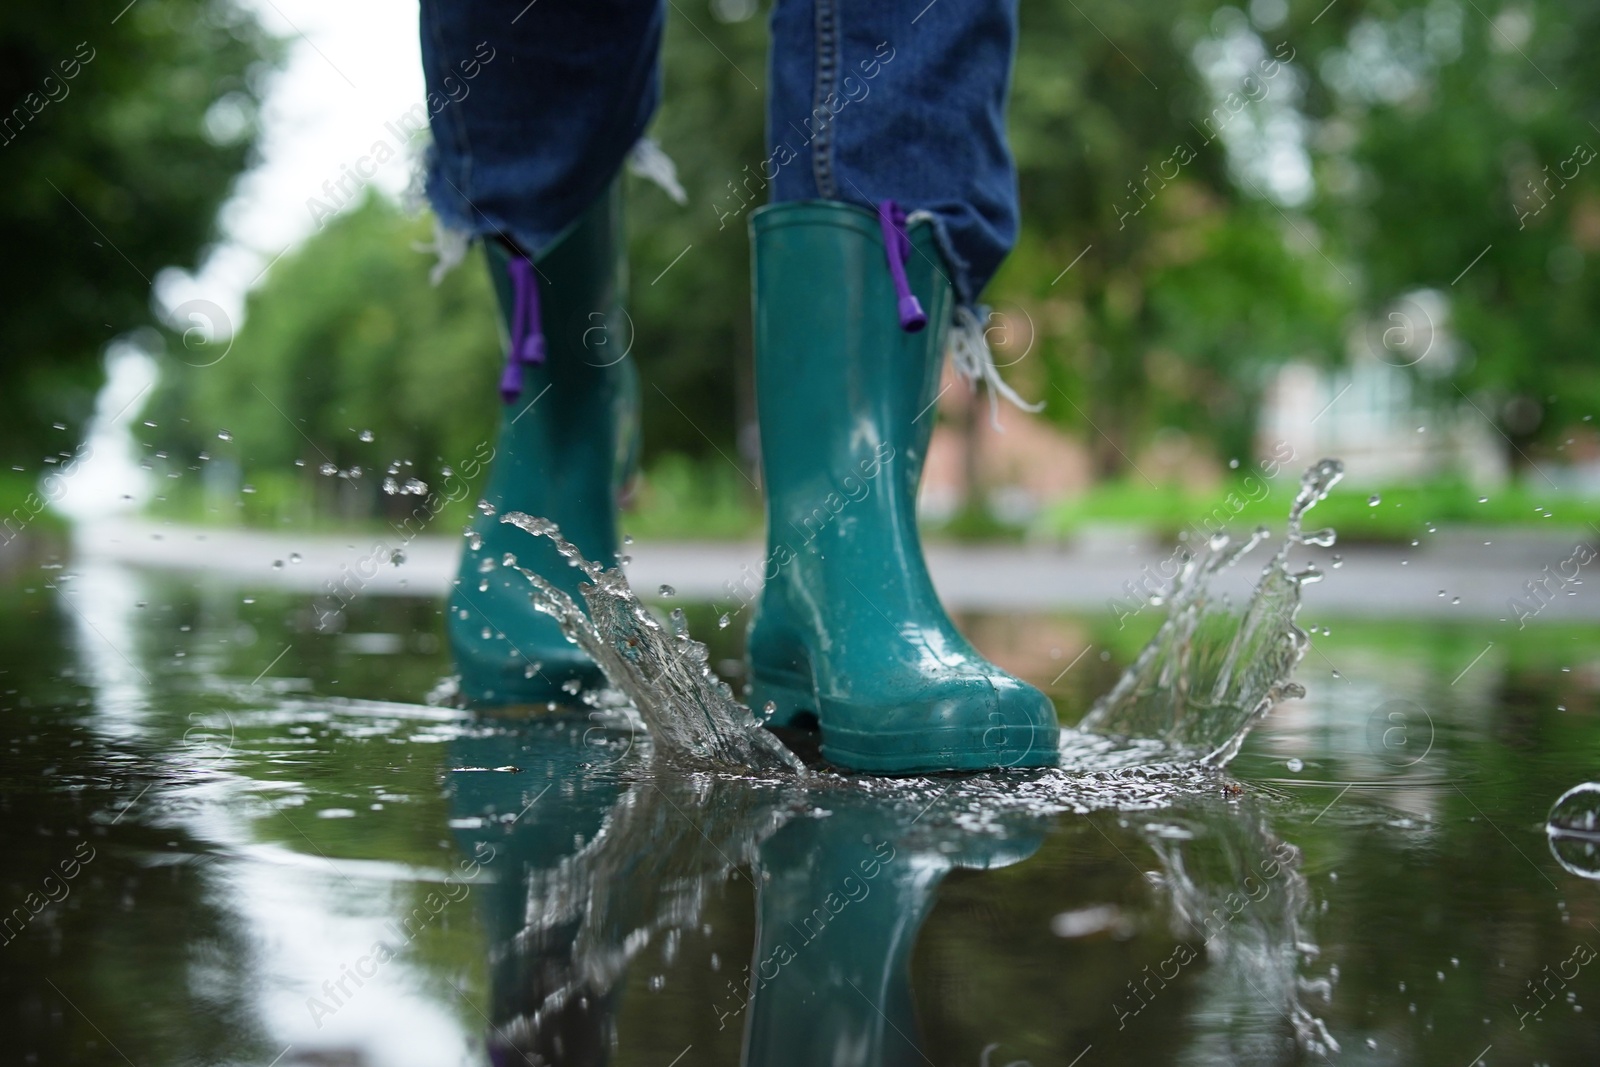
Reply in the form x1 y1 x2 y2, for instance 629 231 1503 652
749 671 818 730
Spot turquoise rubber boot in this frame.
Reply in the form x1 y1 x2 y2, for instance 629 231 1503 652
449 182 638 705
746 200 1059 773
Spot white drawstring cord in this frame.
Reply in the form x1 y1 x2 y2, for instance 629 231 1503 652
416 216 472 286
948 304 1045 430
627 137 688 206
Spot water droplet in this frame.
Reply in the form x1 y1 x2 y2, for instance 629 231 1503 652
1451 596 1460 605
1330 554 1343 569
658 584 676 598
241 597 254 605
1367 494 1381 507
358 429 374 442
217 429 233 441
1478 496 1488 503
1286 757 1304 772
648 975 665 992
272 559 284 570
390 550 406 566
1437 589 1446 597
1228 457 1240 469
478 579 490 592
242 484 256 494
622 534 634 545
718 613 731 629
561 678 582 695
524 664 539 678
477 499 496 516
502 553 517 567
481 627 493 640
319 462 338 477
383 476 399 495
1330 669 1341 679
289 553 302 564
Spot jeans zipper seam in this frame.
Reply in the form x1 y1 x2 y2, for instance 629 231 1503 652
811 0 839 198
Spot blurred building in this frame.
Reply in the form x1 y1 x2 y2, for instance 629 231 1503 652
920 362 1092 524
1258 291 1510 488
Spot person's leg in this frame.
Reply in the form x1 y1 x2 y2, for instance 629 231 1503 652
421 0 665 257
420 1 661 705
766 0 1020 307
747 0 1057 772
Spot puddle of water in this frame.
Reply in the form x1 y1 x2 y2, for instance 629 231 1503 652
4 473 1599 1064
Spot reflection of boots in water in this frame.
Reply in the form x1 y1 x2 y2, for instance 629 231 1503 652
447 716 627 1066
745 201 1058 773
448 178 640 707
739 803 1042 1066
449 714 800 1065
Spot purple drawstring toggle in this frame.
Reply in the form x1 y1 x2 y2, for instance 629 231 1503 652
877 199 927 333
500 254 546 403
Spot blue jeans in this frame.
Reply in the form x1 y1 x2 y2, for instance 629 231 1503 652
420 0 1019 306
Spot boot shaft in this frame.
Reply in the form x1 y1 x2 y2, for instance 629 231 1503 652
748 200 951 564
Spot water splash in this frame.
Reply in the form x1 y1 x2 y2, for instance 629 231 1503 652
496 459 1344 780
1547 781 1600 880
497 512 804 775
1079 459 1345 765
1139 805 1341 1058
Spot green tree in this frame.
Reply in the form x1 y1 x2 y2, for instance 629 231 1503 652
141 194 503 525
0 3 278 465
999 2 1349 476
1301 0 1600 467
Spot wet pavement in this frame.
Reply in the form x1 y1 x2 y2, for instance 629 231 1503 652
2 547 1598 1066
67 517 1600 621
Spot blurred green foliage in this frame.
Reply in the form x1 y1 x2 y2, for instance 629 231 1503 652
139 195 504 529
16 1 1600 531
1312 0 1600 459
0 1 278 462
1037 474 1600 541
